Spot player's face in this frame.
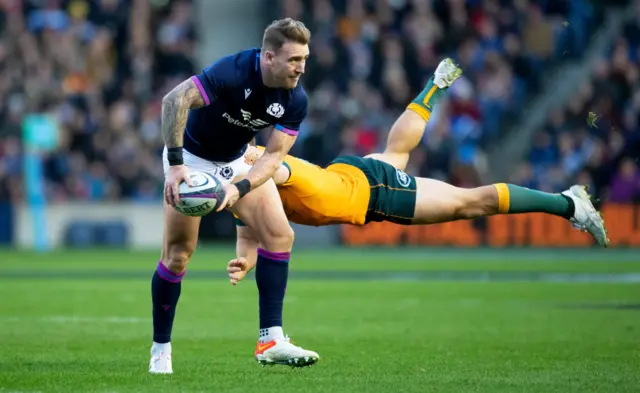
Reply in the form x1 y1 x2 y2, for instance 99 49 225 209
266 41 309 89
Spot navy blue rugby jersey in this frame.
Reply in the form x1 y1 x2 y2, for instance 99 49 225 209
184 48 308 162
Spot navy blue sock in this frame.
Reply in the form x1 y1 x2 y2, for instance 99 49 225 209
151 260 185 343
255 248 290 330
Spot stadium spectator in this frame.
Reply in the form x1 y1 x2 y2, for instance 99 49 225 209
519 11 640 203
0 0 196 203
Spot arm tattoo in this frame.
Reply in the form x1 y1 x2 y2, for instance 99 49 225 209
161 78 205 148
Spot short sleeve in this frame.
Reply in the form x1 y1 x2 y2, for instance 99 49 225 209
191 58 233 107
274 87 308 136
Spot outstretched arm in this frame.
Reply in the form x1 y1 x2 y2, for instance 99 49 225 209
236 224 259 265
217 130 296 211
227 224 260 285
244 145 291 185
242 129 296 190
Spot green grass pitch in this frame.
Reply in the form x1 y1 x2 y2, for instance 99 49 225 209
0 247 639 392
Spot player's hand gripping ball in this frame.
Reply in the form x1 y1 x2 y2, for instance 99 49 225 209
175 171 226 217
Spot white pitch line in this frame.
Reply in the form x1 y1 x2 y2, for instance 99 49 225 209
0 316 150 324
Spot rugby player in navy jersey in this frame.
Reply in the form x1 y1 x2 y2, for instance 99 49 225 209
150 18 318 374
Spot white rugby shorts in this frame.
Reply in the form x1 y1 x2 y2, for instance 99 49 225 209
162 147 251 185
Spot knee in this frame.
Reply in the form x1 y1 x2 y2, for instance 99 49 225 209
262 225 295 252
162 244 194 274
453 187 497 220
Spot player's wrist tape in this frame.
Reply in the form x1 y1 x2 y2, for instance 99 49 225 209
235 179 251 198
167 147 184 166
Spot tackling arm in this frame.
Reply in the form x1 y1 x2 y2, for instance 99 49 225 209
236 225 259 269
243 145 290 185
227 224 260 285
240 130 296 191
161 77 206 149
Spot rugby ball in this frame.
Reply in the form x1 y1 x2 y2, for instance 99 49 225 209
175 171 226 217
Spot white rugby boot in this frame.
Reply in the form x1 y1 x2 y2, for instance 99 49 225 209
562 185 610 247
149 345 173 374
433 58 463 88
254 336 319 367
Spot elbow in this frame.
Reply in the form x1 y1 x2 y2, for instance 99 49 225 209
161 93 175 107
161 97 173 114
162 90 185 110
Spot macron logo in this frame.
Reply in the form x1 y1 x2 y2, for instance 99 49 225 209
245 89 252 99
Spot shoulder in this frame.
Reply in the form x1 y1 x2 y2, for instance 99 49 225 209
203 48 259 86
287 84 308 109
279 84 307 119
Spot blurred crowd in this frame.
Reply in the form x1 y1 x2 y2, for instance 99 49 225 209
0 0 195 202
0 0 637 204
514 8 640 202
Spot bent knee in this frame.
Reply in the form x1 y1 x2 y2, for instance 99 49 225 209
261 225 295 252
162 245 195 274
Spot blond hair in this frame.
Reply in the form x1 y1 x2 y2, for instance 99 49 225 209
262 18 311 51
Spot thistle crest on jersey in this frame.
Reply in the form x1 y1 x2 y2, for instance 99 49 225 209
267 103 285 118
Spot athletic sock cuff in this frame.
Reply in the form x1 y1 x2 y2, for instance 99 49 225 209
257 248 290 264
